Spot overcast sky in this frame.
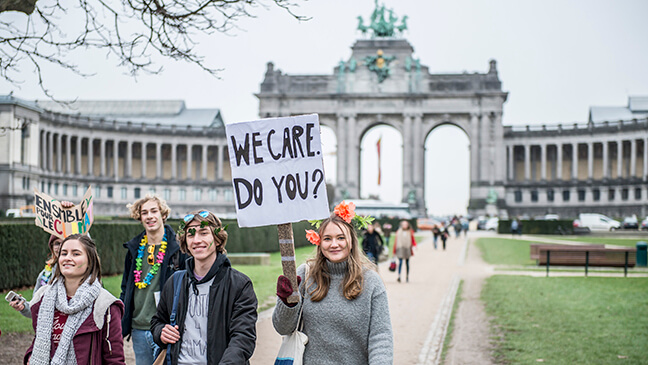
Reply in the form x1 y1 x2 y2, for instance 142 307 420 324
2 0 647 216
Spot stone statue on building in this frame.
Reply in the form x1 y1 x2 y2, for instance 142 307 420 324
357 0 408 38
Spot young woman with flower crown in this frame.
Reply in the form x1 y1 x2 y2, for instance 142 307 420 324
273 201 393 364
119 195 187 365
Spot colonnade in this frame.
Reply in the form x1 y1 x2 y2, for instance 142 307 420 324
507 137 648 182
39 130 230 182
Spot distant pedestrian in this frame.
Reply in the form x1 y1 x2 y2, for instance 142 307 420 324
461 219 469 237
454 221 462 238
432 225 440 249
362 224 384 265
440 224 449 250
393 220 417 283
383 222 393 244
511 218 520 236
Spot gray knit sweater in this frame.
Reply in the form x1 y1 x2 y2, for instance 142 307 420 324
272 261 393 364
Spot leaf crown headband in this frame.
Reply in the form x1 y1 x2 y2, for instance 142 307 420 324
305 201 374 246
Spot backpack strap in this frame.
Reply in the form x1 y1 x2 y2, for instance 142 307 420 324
169 269 186 326
166 269 186 365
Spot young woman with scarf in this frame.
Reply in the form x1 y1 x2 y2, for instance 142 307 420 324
24 234 125 365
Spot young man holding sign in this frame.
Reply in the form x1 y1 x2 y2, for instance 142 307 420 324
151 210 257 364
120 195 187 365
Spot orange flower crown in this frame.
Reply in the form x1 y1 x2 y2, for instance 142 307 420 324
305 201 374 246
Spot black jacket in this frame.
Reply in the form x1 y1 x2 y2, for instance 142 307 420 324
151 254 258 365
119 224 187 337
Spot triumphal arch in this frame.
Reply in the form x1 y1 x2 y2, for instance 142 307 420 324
257 3 508 216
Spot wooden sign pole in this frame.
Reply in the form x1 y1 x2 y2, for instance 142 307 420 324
277 222 300 303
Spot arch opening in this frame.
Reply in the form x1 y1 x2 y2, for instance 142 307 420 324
425 124 470 217
360 124 403 204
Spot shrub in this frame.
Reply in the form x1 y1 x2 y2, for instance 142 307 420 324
0 219 314 291
497 220 574 235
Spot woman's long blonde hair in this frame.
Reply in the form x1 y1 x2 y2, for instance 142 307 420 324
306 214 375 302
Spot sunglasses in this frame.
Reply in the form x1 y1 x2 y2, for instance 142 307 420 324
183 211 210 223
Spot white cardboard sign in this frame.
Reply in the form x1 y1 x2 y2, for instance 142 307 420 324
226 114 330 227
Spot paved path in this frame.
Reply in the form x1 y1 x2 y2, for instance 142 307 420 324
250 230 485 364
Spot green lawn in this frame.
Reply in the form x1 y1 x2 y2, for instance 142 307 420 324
557 237 647 247
482 276 648 364
1 246 317 334
474 238 536 266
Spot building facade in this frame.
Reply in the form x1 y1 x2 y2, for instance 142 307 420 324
0 97 235 217
256 5 648 218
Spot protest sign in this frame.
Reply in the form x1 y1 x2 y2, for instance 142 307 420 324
34 187 94 239
226 114 330 302
226 114 330 227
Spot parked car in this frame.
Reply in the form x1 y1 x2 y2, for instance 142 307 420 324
417 218 440 230
5 205 36 218
641 217 648 231
622 216 639 230
477 216 490 230
573 213 621 232
485 217 499 231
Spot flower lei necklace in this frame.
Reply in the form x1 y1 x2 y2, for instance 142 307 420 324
305 201 374 246
134 234 167 289
39 263 53 287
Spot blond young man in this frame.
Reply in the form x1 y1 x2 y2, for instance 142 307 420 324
120 195 187 365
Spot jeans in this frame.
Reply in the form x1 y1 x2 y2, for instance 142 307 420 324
132 328 160 365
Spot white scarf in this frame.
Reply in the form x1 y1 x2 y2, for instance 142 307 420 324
31 277 101 365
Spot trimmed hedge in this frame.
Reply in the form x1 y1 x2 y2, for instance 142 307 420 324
497 220 574 235
0 219 313 291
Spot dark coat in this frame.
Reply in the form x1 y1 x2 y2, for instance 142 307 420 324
151 254 258 365
25 288 125 365
362 231 384 257
119 224 187 337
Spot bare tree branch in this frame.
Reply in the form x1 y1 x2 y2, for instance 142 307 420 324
0 0 308 97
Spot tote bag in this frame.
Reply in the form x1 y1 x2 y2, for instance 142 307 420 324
274 265 309 365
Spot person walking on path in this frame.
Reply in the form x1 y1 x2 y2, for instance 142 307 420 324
120 195 186 365
23 234 125 365
440 223 449 251
9 201 75 318
151 210 257 364
432 224 440 249
273 202 393 364
362 223 384 265
393 220 417 283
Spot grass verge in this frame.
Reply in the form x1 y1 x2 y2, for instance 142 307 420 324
555 237 646 247
482 276 648 364
475 238 536 266
440 280 463 362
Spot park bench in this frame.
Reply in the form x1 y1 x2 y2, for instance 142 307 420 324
530 244 636 277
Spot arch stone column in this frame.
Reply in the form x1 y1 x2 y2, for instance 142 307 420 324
630 139 637 178
336 114 347 194
201 145 208 180
75 136 81 174
217 144 225 180
524 144 531 181
126 141 132 178
587 142 593 179
87 138 94 176
141 142 147 179
402 113 413 199
65 135 72 174
100 139 106 177
556 144 563 180
346 114 359 198
617 140 623 178
571 143 578 180
171 144 177 180
602 140 609 179
186 144 193 180
540 143 547 181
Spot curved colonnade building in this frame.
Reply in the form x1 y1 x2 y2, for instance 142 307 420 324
0 97 234 217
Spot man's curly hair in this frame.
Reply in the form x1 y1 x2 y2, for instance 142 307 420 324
127 194 171 223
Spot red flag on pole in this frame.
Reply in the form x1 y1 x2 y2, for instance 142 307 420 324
377 136 382 186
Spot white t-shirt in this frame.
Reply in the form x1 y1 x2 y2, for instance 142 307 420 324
177 277 214 365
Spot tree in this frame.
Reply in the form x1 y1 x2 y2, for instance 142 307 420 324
0 0 306 97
